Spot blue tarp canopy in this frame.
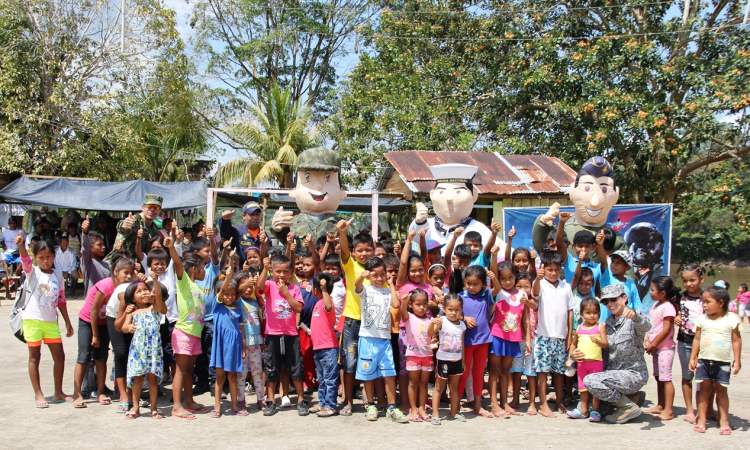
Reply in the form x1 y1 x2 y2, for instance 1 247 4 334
0 176 208 211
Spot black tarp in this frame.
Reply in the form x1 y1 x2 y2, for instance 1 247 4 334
0 177 208 211
216 192 412 213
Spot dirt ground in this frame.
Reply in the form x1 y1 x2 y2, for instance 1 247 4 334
1 300 748 449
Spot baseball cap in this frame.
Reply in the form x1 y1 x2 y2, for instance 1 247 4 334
243 202 261 214
8 217 17 224
573 230 595 244
426 240 445 252
600 284 625 302
33 220 43 227
610 249 632 266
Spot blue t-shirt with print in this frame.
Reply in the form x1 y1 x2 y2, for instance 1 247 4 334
197 262 220 321
470 252 490 268
563 254 601 288
599 267 642 321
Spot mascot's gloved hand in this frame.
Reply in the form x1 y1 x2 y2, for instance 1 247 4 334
540 202 561 227
415 202 429 224
272 206 295 232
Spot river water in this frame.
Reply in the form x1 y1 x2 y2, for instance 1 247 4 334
669 264 750 295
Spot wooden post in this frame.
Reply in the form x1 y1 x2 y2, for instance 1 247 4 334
211 162 221 227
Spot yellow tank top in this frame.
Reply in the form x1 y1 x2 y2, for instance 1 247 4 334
577 324 603 361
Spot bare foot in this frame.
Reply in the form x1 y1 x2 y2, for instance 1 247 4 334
505 406 523 415
653 412 674 421
509 400 520 409
556 403 567 414
491 405 504 414
527 405 538 416
644 405 663 414
538 404 557 418
51 393 73 402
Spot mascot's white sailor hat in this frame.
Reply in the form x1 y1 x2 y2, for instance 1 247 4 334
430 164 478 184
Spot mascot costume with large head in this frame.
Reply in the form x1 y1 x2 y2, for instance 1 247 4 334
532 156 626 262
271 147 347 247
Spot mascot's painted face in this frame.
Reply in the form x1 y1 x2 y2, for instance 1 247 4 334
289 170 347 215
570 174 619 226
429 182 479 226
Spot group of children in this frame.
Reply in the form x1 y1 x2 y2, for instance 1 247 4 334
15 208 744 433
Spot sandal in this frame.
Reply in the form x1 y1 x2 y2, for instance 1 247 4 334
34 400 49 409
172 412 196 420
227 409 249 416
566 408 588 419
719 427 732 436
492 410 510 418
447 414 466 422
420 414 432 421
210 409 222 419
116 403 130 414
186 405 209 414
151 411 165 419
475 410 495 418
589 411 601 422
431 416 442 426
683 413 697 423
409 415 424 422
48 396 74 404
339 406 353 416
693 425 706 434
125 411 140 420
98 397 112 405
73 402 87 409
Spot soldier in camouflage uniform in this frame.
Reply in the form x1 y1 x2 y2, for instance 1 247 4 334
272 148 348 249
106 194 163 262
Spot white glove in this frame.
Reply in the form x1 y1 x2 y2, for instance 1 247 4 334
540 202 560 227
415 202 429 224
271 207 294 232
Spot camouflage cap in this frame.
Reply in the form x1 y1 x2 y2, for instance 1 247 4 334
143 194 163 207
296 147 341 172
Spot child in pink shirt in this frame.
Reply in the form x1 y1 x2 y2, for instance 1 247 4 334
400 288 433 422
645 276 679 421
257 255 306 416
310 273 338 417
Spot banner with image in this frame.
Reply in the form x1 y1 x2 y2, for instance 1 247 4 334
503 204 673 312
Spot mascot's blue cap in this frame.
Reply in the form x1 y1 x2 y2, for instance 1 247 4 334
576 156 615 186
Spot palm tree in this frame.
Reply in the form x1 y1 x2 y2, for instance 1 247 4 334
217 84 323 188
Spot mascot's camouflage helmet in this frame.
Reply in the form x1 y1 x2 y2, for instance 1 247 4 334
296 147 341 172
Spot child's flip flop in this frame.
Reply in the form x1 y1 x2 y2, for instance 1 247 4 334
210 410 222 419
73 402 87 409
447 414 466 422
431 417 442 426
34 400 49 409
719 427 732 436
172 412 196 420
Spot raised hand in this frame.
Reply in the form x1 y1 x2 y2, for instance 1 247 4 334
407 230 416 240
205 227 216 239
453 226 465 237
81 214 90 234
452 255 460 269
559 211 573 223
221 209 235 220
14 233 23 247
134 260 142 272
530 248 538 259
125 304 136 315
304 234 312 250
242 260 250 271
361 270 371 279
393 242 401 256
487 271 496 280
536 265 545 280
540 202 561 226
336 217 354 234
289 241 297 254
176 227 185 243
149 269 157 281
122 212 135 230
490 245 500 255
507 225 516 239
415 202 429 223
326 232 337 243
163 227 175 248
223 237 233 249
271 207 294 232
286 231 295 244
259 230 268 244
596 230 604 245
490 218 501 234
417 227 427 237
262 256 270 268
136 225 143 240
578 248 587 260
320 278 327 289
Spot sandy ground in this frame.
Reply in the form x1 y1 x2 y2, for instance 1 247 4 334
1 300 749 449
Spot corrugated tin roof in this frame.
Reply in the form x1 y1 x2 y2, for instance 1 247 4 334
383 151 576 196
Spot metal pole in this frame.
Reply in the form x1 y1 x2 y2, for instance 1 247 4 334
121 0 125 53
371 193 379 242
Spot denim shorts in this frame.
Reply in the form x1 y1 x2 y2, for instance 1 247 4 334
695 359 731 387
677 340 694 381
76 318 110 364
338 318 361 374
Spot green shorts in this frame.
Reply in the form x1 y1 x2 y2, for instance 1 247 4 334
23 319 62 347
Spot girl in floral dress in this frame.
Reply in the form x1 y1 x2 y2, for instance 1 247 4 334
121 271 168 419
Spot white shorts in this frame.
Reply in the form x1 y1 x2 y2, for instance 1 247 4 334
739 304 749 317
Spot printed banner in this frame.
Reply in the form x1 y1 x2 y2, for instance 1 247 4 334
503 204 673 312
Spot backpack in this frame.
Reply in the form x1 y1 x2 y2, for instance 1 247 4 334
8 267 62 343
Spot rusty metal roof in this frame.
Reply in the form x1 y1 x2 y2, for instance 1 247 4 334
383 151 576 196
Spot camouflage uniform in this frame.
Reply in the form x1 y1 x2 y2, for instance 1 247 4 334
105 194 163 262
275 147 346 249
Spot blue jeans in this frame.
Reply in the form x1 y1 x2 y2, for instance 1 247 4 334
314 348 340 409
195 319 215 387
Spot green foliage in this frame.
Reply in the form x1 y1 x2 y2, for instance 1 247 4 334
0 0 209 180
337 0 750 201
217 84 323 188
